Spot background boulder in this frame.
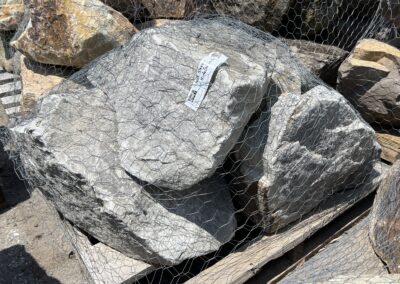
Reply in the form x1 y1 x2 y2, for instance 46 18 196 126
11 0 137 68
0 0 24 31
338 39 400 127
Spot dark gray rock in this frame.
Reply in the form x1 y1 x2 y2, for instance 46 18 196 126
235 85 380 230
282 39 348 87
87 18 315 191
212 0 291 32
10 78 236 266
370 159 400 273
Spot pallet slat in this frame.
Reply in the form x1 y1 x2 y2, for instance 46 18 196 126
186 163 388 284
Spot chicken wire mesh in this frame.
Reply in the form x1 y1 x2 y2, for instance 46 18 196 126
0 0 399 283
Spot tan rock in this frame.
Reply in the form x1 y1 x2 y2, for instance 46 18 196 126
337 39 400 127
20 56 71 112
352 39 400 69
0 0 24 31
11 0 137 68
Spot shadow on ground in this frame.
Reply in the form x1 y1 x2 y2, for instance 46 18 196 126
0 245 61 284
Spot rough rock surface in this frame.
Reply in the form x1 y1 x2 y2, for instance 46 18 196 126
369 159 400 273
235 85 380 230
11 0 137 67
283 39 348 87
213 0 291 32
338 39 400 127
10 78 236 266
101 0 142 19
0 0 24 31
141 0 195 18
288 0 340 37
88 18 317 190
19 55 72 112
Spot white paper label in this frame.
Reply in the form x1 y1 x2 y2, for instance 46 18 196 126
185 52 228 111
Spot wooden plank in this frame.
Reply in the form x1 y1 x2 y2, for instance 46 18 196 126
279 216 388 283
376 133 400 164
64 222 155 284
186 163 388 284
0 81 21 96
269 209 371 283
5 105 21 115
0 72 18 84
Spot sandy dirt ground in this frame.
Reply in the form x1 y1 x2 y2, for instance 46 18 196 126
0 153 88 284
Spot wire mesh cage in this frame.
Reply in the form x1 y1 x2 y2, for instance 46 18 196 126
0 0 399 283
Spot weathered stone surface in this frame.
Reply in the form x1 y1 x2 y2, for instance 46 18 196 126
213 0 291 32
138 19 180 30
19 55 71 112
101 0 142 19
11 0 137 68
291 0 340 37
87 18 314 191
10 78 236 266
141 0 195 18
369 159 400 273
338 39 400 127
0 0 24 31
382 0 400 28
283 39 348 86
235 85 380 230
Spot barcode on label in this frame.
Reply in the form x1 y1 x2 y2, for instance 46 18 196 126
185 52 228 111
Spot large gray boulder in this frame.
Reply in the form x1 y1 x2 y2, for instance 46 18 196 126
369 159 400 273
88 18 315 191
234 85 380 230
10 78 236 266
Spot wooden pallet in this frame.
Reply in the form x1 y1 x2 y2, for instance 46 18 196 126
0 68 22 117
376 133 400 164
186 163 388 284
275 215 389 283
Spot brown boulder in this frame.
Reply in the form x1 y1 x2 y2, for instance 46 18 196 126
11 0 137 68
338 39 400 127
369 159 400 273
0 0 24 31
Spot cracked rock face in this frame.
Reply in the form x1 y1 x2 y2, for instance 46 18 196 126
11 0 137 67
88 18 315 191
10 78 236 266
370 159 400 273
235 85 380 230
